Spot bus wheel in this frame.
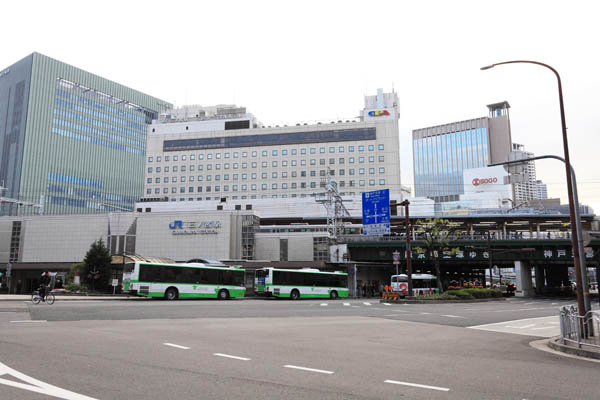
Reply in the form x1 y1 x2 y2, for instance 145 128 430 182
290 289 300 300
330 290 338 300
165 287 178 300
218 289 229 300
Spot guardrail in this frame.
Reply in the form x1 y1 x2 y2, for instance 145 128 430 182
559 305 600 349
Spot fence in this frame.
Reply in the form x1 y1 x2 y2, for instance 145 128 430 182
559 305 600 349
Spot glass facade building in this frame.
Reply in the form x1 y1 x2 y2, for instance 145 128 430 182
412 103 512 203
0 53 170 215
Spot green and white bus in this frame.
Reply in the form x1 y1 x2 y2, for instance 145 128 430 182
254 267 349 300
123 262 246 300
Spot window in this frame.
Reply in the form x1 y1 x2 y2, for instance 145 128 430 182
369 168 375 174
197 165 202 171
359 168 365 174
262 150 268 156
163 188 168 193
339 169 345 175
165 156 170 161
190 154 195 160
292 160 297 166
233 185 238 191
146 188 151 194
310 170 316 177
368 145 374 151
282 172 287 178
310 182 316 188
224 174 229 180
262 172 268 178
216 153 221 159
199 154 204 160
379 155 385 162
272 183 277 189
329 147 335 153
157 156 161 162
182 155 187 161
252 162 257 168
292 171 297 177
301 182 306 188
225 153 230 158
272 161 277 167
189 186 194 192
251 173 257 179
282 183 287 189
272 172 277 178
369 179 375 185
198 175 203 181
252 151 257 157
181 166 186 172
215 175 220 181
301 148 306 155
378 144 384 150
339 158 344 164
197 186 203 192
282 161 287 166
349 146 354 152
233 163 238 169
224 164 230 169
379 167 385 173
242 173 247 180
233 174 238 180
164 177 169 183
339 146 345 152
329 158 335 165
173 155 178 161
320 159 325 165
190 165 194 171
261 184 267 190
155 177 160 183
291 183 297 188
310 148 316 154
282 149 288 155
349 169 355 175
379 179 385 185
148 157 153 162
181 176 186 182
216 164 221 170
147 178 152 184
147 167 153 173
369 156 374 163
272 150 278 156
172 177 177 183
292 149 297 155
189 176 194 182
320 170 326 177
359 157 364 163
349 157 355 164
359 145 364 151
301 171 307 177
172 187 177 193
234 152 239 158
207 165 212 170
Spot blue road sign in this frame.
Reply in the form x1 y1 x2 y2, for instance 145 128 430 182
362 189 390 236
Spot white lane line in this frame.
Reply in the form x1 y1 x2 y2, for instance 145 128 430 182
320 303 328 306
524 302 536 305
385 380 450 392
10 320 47 323
343 303 350 306
351 306 360 308
284 365 334 374
363 302 372 306
0 360 98 399
163 343 190 350
213 353 251 361
442 315 464 319
531 326 555 330
420 312 431 315
383 303 391 306
552 303 558 305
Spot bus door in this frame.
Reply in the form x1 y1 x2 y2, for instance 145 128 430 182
255 270 267 294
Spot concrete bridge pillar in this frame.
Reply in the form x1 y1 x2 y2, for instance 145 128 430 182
534 265 546 294
515 260 533 297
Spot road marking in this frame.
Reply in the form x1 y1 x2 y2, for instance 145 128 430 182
284 365 334 374
10 320 47 323
352 306 360 308
343 303 350 306
383 303 391 306
213 353 250 361
524 302 536 305
320 303 328 306
0 361 98 399
503 324 535 329
531 326 555 330
442 315 464 319
385 380 450 392
363 302 372 306
163 343 190 350
420 312 431 315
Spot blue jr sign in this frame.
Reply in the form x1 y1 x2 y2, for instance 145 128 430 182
362 189 390 236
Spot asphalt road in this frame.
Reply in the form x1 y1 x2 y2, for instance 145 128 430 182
1 297 598 400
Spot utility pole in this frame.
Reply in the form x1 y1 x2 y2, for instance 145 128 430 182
400 200 412 297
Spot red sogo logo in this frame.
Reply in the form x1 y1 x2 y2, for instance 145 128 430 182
472 177 498 186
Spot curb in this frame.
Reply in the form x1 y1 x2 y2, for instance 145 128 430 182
547 337 600 360
379 298 507 304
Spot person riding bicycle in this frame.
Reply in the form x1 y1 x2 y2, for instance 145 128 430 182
39 271 51 301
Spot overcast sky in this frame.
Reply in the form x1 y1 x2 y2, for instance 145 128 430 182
2 0 599 211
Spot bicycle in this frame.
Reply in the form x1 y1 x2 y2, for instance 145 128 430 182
31 288 55 305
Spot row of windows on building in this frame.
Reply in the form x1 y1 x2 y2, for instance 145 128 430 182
52 116 145 149
51 127 146 156
152 193 364 202
146 155 386 174
53 105 146 140
147 143 385 163
146 168 386 184
145 179 386 194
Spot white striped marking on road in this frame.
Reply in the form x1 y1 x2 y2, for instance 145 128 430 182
504 324 535 329
343 303 350 306
351 306 360 308
320 303 328 306
442 315 464 319
385 380 450 392
163 343 190 350
284 365 334 374
363 302 372 306
0 361 98 399
383 303 391 306
213 353 250 361
420 312 431 315
10 320 47 323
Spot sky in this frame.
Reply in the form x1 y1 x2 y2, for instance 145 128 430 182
2 0 599 212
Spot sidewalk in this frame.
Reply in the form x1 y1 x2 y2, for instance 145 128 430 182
547 336 600 361
0 294 148 302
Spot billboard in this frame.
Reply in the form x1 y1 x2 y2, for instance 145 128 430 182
463 166 511 198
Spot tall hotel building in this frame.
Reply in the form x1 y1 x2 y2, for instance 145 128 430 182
143 89 402 202
412 102 512 202
0 53 170 215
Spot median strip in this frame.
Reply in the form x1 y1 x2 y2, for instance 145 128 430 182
284 365 334 374
385 380 450 392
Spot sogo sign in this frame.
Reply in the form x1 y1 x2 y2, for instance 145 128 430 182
472 177 498 186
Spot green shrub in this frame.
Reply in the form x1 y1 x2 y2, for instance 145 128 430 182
420 292 459 300
65 283 88 293
447 288 501 299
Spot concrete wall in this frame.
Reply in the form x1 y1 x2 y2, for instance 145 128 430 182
0 220 12 262
21 215 107 263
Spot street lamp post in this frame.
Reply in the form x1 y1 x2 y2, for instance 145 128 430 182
481 61 589 320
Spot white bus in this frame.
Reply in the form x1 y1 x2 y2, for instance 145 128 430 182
123 262 246 300
254 267 349 300
391 274 438 297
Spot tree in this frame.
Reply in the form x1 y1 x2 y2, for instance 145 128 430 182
414 218 459 293
83 239 112 291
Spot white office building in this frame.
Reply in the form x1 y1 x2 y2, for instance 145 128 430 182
143 90 403 202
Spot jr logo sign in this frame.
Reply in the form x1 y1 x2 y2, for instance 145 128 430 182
169 220 183 229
